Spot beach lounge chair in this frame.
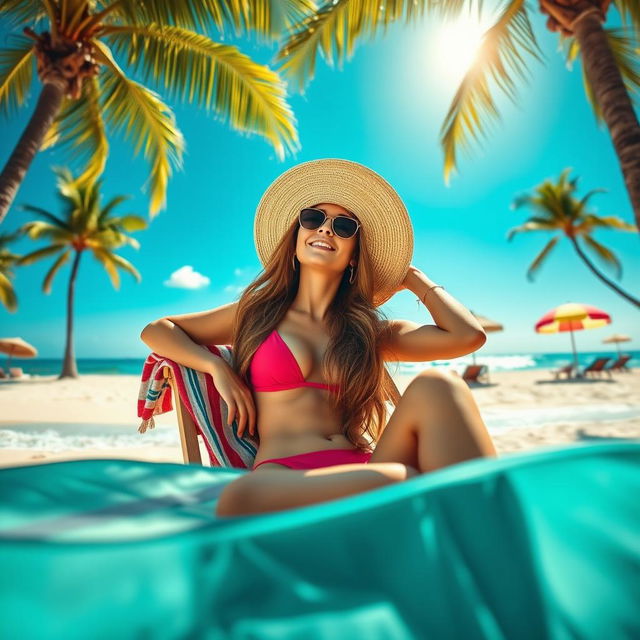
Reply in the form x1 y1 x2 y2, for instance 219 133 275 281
461 364 489 384
552 364 575 380
162 365 203 465
579 357 612 379
9 367 24 379
607 354 632 373
0 367 5 379
138 345 259 468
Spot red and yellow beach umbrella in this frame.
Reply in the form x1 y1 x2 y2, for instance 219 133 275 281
535 302 611 372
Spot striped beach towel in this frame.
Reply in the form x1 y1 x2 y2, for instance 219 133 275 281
137 344 259 468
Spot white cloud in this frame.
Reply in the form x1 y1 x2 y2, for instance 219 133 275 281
163 266 210 290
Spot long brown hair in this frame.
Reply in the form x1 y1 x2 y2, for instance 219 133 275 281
230 215 401 452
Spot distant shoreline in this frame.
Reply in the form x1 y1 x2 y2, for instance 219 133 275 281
3 349 637 377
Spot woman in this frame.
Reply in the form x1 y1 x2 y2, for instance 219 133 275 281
141 158 497 517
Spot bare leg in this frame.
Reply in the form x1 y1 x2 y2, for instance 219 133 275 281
215 462 418 517
215 370 496 517
369 369 497 472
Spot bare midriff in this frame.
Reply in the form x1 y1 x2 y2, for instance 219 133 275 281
250 385 362 467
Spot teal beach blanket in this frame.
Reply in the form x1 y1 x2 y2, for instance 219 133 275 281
1 441 639 639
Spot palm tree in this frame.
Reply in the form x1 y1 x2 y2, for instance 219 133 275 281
16 166 147 378
507 168 639 308
0 230 22 312
272 0 640 231
0 0 312 225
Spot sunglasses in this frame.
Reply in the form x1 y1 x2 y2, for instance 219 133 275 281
298 208 361 239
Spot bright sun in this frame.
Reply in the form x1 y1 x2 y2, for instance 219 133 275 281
430 15 490 87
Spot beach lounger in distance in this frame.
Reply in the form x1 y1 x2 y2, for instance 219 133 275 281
461 364 490 384
552 364 575 380
579 357 612 379
607 354 632 373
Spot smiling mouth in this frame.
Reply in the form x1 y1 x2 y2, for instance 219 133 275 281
308 243 335 251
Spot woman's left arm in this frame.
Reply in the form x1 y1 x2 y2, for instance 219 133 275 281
381 266 487 362
408 267 485 337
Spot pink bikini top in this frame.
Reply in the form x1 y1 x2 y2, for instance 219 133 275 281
248 329 341 393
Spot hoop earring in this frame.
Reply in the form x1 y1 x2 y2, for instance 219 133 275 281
292 254 297 271
348 264 356 284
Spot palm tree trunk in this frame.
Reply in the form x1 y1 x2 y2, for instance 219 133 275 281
0 81 65 227
60 250 82 379
569 236 640 308
572 11 640 232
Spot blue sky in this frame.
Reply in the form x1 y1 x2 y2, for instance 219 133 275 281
1 4 638 359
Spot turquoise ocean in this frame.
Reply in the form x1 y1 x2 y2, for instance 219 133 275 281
6 350 638 377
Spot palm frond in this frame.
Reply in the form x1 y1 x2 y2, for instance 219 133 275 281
105 214 147 232
577 214 638 232
440 0 545 184
564 27 640 124
98 194 131 224
16 243 68 266
92 247 121 289
525 235 561 281
92 40 185 217
0 34 34 116
0 0 48 29
576 187 607 211
0 271 18 312
108 251 142 282
506 221 558 241
19 204 70 229
42 248 72 294
45 75 110 186
273 0 433 92
613 0 640 41
19 220 73 242
102 24 299 160
0 230 23 249
581 235 623 279
101 0 319 40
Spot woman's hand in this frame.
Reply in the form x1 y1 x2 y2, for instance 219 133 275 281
391 264 422 296
208 357 257 438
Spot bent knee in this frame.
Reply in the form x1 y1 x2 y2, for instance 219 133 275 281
409 368 464 394
215 476 255 517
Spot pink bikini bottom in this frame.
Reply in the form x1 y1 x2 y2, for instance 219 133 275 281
252 448 372 471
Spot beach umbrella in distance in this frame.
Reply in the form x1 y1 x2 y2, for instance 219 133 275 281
470 312 503 365
0 337 38 370
602 334 632 357
535 303 611 376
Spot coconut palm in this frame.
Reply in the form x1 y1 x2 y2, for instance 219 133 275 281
16 166 147 378
272 0 640 231
507 168 639 308
0 0 313 225
0 230 23 312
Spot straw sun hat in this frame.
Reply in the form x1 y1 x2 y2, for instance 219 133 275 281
253 158 414 307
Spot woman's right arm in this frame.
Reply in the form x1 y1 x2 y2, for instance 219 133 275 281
140 301 257 436
139 301 238 375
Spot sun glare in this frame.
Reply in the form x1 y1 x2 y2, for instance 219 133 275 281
430 15 491 87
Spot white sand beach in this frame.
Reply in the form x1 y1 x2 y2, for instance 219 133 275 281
1 369 639 469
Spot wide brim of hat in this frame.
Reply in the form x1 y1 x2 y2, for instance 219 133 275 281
253 158 413 307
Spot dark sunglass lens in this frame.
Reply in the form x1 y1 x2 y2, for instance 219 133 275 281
300 208 324 229
333 216 358 238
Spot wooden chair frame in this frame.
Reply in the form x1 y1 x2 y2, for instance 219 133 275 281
162 365 203 465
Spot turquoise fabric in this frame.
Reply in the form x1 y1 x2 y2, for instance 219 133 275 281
1 441 639 639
